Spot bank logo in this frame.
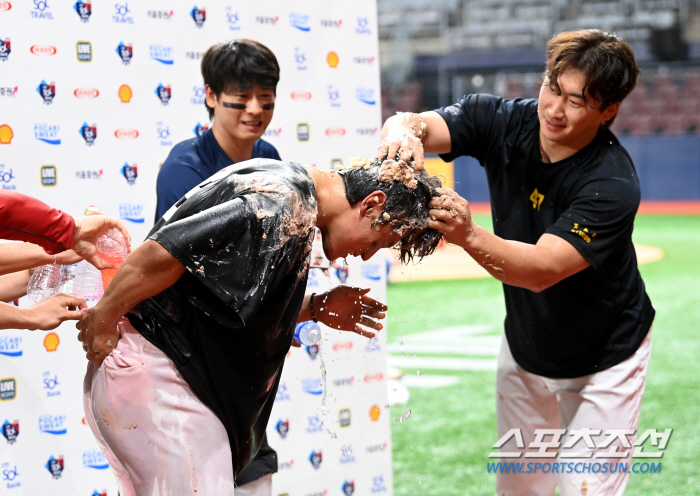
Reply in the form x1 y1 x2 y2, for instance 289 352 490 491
34 123 60 145
2 420 18 443
339 445 355 464
290 12 310 31
275 381 290 401
30 44 56 56
275 419 289 438
83 449 109 469
0 125 12 145
371 475 387 493
0 378 16 401
297 123 309 141
74 87 99 98
155 83 171 105
0 163 15 188
37 80 55 104
44 332 59 352
342 480 355 495
75 169 103 179
256 15 278 25
302 378 323 395
80 122 97 146
325 128 346 137
46 456 64 478
339 408 351 428
121 163 137 185
113 3 133 23
74 1 91 22
42 371 60 396
191 6 205 27
118 84 132 102
309 450 322 469
226 8 240 30
306 414 323 433
366 336 382 352
193 122 208 136
356 88 376 105
41 165 57 186
191 86 205 105
369 405 381 421
77 41 92 62
305 344 319 360
356 17 371 34
31 0 53 19
116 42 132 64
1 461 20 489
38 414 66 435
150 44 174 65
294 48 307 70
328 85 340 107
0 38 10 61
327 51 339 68
119 203 144 223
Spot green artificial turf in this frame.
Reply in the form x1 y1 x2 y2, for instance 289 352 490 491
387 214 700 495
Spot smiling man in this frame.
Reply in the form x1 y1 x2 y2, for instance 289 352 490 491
379 30 653 495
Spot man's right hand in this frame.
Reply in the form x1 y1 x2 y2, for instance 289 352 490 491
377 113 426 171
76 305 121 365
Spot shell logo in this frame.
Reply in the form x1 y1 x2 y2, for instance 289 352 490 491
30 45 57 56
118 84 132 103
324 128 346 136
369 404 381 421
327 51 339 68
0 124 13 144
364 372 384 383
115 129 139 139
0 2 12 11
74 88 99 98
290 91 312 100
333 341 353 351
44 332 60 352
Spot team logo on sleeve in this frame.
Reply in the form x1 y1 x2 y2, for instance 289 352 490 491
121 163 138 185
275 419 289 438
0 38 10 61
191 6 205 27
74 1 91 22
116 42 132 64
80 122 97 145
37 80 55 104
2 420 19 443
46 456 64 479
155 84 171 105
309 450 322 469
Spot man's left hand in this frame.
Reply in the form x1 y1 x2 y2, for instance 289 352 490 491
76 306 121 365
427 188 474 246
316 286 387 338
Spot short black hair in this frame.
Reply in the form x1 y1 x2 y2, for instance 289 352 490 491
201 39 280 120
339 159 443 264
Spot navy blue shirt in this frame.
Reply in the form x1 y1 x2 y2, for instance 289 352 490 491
155 129 281 221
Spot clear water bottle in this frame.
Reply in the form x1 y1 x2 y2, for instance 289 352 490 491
73 260 104 300
27 264 62 302
294 321 322 346
96 228 128 289
57 264 79 295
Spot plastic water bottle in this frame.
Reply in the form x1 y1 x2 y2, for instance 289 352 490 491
73 261 104 300
96 228 128 289
27 264 62 302
57 264 79 295
294 321 322 346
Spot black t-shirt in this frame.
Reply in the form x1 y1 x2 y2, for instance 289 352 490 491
127 159 316 474
436 95 654 378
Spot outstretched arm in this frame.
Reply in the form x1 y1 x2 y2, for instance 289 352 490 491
0 242 82 276
378 111 452 171
428 189 590 292
77 240 186 365
1 293 87 331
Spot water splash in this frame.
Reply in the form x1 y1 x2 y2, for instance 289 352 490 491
395 409 412 423
318 338 337 439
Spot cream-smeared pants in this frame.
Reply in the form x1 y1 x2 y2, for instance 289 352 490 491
495 330 652 496
83 320 236 496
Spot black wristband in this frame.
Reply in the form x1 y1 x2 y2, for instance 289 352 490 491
309 293 318 323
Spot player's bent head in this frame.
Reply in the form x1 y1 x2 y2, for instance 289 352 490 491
544 29 639 127
339 159 443 263
201 39 280 120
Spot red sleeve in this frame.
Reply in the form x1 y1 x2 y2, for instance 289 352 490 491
0 191 76 254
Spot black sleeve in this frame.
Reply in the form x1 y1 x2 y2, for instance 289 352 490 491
434 94 520 163
546 176 640 270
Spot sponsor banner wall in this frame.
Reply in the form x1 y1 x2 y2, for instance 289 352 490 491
0 1 392 495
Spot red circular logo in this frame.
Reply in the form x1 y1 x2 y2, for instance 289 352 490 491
30 45 57 56
74 88 99 98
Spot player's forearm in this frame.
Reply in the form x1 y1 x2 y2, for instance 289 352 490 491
93 240 186 323
0 270 30 302
460 223 576 292
0 242 54 276
0 302 32 329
